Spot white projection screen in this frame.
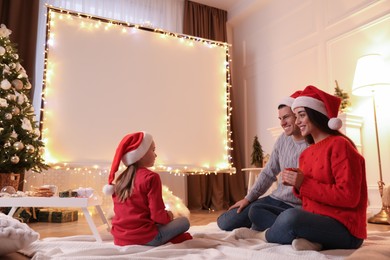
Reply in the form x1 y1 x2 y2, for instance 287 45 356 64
42 8 231 172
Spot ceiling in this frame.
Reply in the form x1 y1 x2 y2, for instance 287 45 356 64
190 0 240 11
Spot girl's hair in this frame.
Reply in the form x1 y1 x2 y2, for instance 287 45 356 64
114 164 137 202
304 107 356 148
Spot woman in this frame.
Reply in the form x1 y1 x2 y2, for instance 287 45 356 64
236 85 367 251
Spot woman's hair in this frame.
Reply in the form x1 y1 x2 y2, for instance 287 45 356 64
304 107 356 148
114 165 137 202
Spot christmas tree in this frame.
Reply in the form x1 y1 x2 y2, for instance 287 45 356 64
334 80 350 112
0 24 48 174
250 135 264 167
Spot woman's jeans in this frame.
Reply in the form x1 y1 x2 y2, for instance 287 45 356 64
217 196 293 231
146 217 190 246
265 208 364 250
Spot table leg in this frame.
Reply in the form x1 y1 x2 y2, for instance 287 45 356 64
248 171 256 192
81 207 102 243
247 169 263 193
7 207 17 216
95 205 111 231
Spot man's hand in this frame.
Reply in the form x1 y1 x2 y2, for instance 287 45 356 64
228 198 250 213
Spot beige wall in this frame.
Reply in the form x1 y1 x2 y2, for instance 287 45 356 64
228 0 390 213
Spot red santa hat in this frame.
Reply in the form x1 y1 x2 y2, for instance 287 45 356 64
291 85 342 130
102 131 153 195
278 90 302 107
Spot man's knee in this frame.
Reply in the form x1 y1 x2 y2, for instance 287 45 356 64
216 211 233 231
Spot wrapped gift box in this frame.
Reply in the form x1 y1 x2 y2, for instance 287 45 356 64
14 207 40 223
58 190 78 198
37 208 78 223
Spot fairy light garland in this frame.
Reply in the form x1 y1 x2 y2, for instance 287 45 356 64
39 6 235 176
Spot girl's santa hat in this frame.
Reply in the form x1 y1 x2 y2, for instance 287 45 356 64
278 90 302 107
102 131 153 195
291 85 342 130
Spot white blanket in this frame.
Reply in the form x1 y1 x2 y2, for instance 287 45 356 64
19 222 390 260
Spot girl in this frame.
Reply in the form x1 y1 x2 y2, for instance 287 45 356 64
103 132 191 246
235 85 367 251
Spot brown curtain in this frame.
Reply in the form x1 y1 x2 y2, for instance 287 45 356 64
183 0 245 210
0 0 39 96
0 0 40 190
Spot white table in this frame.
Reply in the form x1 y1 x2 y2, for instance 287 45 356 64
242 167 264 192
0 196 111 242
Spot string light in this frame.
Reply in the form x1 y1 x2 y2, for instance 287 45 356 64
40 6 235 176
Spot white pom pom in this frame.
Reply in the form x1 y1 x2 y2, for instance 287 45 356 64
102 184 114 195
328 117 342 130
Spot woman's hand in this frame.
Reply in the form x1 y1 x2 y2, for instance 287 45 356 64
282 168 304 190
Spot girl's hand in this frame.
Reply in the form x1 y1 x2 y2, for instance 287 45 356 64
282 168 304 190
167 210 174 220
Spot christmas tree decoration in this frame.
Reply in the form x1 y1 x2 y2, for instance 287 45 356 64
334 80 351 112
0 24 48 175
250 135 264 167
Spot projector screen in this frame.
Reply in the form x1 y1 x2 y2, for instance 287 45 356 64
41 8 232 172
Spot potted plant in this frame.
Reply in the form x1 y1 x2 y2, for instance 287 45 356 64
250 135 264 167
0 24 48 191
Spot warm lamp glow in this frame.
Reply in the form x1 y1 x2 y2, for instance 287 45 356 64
352 54 390 96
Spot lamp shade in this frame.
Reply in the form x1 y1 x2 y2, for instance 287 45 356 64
352 54 390 96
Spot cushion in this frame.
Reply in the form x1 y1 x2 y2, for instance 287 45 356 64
0 212 39 256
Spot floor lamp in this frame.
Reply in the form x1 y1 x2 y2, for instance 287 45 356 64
352 54 390 224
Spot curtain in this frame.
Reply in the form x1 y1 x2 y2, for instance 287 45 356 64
183 0 226 41
41 0 184 33
0 0 40 191
183 0 246 210
0 0 39 96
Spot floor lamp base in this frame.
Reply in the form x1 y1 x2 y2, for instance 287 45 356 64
368 208 390 225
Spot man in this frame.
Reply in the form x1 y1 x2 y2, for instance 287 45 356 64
217 90 308 232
